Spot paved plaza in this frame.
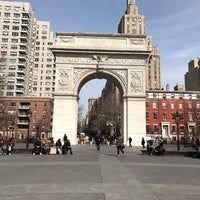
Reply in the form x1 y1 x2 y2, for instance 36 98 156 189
0 144 199 200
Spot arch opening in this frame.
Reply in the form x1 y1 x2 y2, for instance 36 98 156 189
77 72 124 144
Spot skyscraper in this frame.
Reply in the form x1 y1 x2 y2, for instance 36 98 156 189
118 0 161 90
0 1 34 96
185 57 200 91
29 21 55 97
0 1 55 97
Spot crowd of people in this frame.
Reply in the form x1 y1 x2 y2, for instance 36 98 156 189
146 138 166 156
0 137 15 155
32 134 73 155
2 133 200 158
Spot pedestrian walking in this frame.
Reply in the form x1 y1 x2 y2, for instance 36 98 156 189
128 137 132 147
141 137 145 148
95 134 101 151
62 135 73 155
116 134 125 157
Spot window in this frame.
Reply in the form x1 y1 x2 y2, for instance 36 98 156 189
3 31 9 36
5 6 11 10
46 76 51 80
8 72 15 77
188 102 192 109
3 25 9 30
179 103 183 109
45 88 50 91
9 66 16 70
172 125 176 133
146 125 150 133
162 102 167 109
12 26 19 30
13 13 20 18
163 112 167 120
1 44 8 49
180 125 184 133
7 85 14 90
11 45 18 49
153 112 157 120
153 125 158 132
171 112 175 120
171 102 175 109
4 12 10 17
13 19 20 24
9 59 16 63
10 52 17 56
11 39 18 43
153 102 157 109
146 102 149 108
197 102 200 109
14 6 21 11
7 92 14 96
146 112 149 120
2 38 8 42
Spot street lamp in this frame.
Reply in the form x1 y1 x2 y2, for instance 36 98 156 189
26 109 32 149
174 111 180 151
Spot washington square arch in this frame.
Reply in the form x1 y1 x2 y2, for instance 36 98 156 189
51 32 151 145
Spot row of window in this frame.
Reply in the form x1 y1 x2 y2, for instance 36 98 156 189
146 124 185 133
1 12 21 18
146 112 200 121
146 101 200 109
0 6 22 11
2 38 25 43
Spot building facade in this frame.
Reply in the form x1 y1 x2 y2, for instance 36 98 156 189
118 0 161 90
185 57 200 91
88 89 200 143
0 96 53 140
146 91 200 142
0 1 55 98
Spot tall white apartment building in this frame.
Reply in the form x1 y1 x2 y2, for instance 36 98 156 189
30 21 55 97
0 1 55 97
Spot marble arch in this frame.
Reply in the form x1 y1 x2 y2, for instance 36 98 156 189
51 32 151 145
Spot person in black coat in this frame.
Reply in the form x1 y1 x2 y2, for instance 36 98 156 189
62 135 73 155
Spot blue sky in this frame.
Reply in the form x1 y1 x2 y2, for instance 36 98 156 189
10 0 200 113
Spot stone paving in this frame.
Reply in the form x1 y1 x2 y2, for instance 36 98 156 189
0 144 199 200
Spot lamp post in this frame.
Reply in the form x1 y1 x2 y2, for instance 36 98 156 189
26 109 32 149
175 111 180 151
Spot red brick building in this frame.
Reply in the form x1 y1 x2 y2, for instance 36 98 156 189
146 91 200 143
0 97 53 141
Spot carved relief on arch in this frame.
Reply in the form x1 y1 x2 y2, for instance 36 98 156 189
112 69 128 90
73 68 89 84
58 69 71 92
130 71 143 93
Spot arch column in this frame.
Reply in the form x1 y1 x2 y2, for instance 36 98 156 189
52 94 78 144
122 95 146 145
